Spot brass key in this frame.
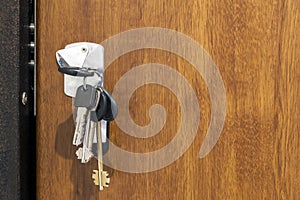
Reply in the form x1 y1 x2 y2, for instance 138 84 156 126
92 121 110 190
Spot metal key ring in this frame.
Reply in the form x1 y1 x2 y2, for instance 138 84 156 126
58 66 103 82
58 67 94 77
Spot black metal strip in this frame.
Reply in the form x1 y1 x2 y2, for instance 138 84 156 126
0 0 36 199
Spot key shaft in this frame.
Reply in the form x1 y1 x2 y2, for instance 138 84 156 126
92 121 110 190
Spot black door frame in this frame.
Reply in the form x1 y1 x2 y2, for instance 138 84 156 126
0 0 36 199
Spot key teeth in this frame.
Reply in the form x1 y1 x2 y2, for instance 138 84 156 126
77 148 94 163
82 149 93 163
73 131 84 146
101 171 110 187
73 133 81 146
75 148 83 159
92 170 100 186
105 179 110 186
73 115 87 146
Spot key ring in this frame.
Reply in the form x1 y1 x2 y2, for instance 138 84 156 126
58 67 103 90
83 76 87 90
90 69 103 84
58 67 94 77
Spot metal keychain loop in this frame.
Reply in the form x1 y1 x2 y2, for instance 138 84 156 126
83 76 87 90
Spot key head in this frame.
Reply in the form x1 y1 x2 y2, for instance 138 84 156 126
74 85 98 108
102 88 118 121
96 91 108 121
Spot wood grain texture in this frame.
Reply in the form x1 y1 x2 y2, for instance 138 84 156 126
37 0 300 199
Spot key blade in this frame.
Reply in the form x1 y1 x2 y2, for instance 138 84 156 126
73 128 83 146
80 111 94 163
81 148 93 163
73 107 88 146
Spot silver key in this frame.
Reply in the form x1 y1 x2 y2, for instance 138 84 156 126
73 85 98 146
73 107 88 146
76 112 94 163
76 89 100 163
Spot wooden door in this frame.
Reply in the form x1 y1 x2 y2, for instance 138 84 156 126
37 0 300 199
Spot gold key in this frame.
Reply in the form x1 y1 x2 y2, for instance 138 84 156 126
92 121 110 190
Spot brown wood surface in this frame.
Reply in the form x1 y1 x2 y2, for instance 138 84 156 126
37 0 300 199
